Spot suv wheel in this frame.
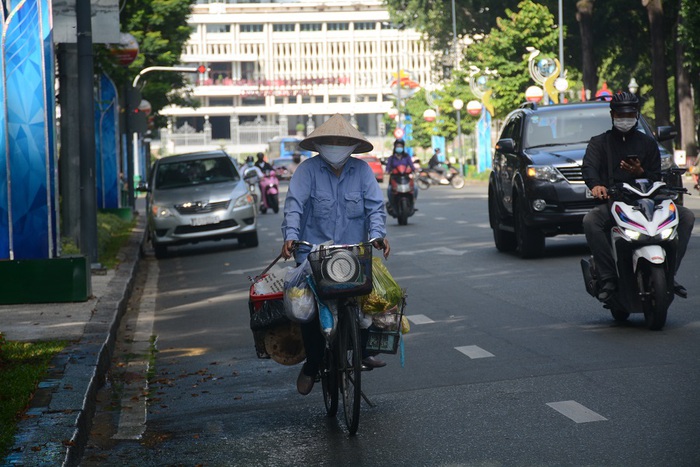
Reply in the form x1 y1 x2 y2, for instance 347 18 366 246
514 196 545 258
488 186 516 252
153 243 168 259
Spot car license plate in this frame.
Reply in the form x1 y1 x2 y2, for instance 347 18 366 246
191 215 219 226
585 187 594 198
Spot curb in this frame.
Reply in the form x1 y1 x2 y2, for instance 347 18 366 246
4 214 147 467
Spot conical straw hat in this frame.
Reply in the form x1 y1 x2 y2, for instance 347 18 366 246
299 114 373 153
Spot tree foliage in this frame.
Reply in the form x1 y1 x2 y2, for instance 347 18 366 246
95 0 197 125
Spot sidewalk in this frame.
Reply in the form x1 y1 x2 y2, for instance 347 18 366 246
1 213 146 467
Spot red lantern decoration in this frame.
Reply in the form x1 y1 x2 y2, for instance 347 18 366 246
387 108 399 120
109 32 139 67
525 86 544 103
466 100 482 116
423 109 436 122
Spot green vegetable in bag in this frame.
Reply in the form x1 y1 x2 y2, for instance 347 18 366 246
362 257 402 314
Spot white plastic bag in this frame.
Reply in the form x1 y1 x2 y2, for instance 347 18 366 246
283 260 316 323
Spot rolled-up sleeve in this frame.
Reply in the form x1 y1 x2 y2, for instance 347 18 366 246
281 166 311 241
363 166 387 239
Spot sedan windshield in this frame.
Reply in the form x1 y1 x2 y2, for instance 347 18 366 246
155 157 240 189
524 107 651 149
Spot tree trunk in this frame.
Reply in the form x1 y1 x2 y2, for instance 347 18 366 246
643 0 671 127
576 0 597 100
675 2 697 161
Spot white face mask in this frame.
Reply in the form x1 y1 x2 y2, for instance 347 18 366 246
315 143 359 170
613 118 637 133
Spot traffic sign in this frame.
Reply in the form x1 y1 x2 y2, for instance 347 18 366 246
393 128 404 139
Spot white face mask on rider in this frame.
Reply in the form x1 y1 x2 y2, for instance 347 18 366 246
613 118 637 133
315 143 359 170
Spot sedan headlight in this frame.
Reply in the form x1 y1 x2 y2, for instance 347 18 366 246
660 154 672 171
233 193 255 208
152 205 174 218
526 165 564 183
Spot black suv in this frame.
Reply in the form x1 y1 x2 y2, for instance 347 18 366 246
488 101 679 258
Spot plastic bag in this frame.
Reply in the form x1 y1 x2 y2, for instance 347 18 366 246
250 300 288 331
362 257 403 314
283 260 316 323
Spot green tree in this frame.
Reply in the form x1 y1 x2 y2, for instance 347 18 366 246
96 0 197 127
464 0 559 120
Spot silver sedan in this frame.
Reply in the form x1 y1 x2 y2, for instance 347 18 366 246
145 151 258 258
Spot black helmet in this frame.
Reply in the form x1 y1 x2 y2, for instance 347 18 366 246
393 139 405 147
245 156 254 163
610 92 640 113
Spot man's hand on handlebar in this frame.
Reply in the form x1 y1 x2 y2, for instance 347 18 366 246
281 240 296 260
372 237 390 259
591 185 609 200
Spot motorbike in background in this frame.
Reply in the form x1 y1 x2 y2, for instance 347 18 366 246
386 165 416 226
259 170 280 214
580 180 686 330
417 165 465 190
243 169 261 210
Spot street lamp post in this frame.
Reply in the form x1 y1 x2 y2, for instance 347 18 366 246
453 98 464 171
628 77 639 95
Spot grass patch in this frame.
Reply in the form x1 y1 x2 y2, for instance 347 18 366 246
0 339 67 457
96 212 137 269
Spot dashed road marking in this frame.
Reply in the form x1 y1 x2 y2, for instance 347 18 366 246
407 314 434 324
455 345 495 359
546 401 608 423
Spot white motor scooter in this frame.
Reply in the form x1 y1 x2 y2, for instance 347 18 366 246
581 180 686 330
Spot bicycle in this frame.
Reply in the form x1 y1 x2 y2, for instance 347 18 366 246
293 238 391 435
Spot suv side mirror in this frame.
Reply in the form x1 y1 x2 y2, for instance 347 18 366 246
495 138 515 153
656 126 677 142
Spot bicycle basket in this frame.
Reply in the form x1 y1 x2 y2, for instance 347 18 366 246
307 244 373 300
365 297 405 354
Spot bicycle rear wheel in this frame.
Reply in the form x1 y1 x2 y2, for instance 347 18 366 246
321 346 338 416
338 302 362 435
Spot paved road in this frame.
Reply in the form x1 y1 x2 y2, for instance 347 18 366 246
83 182 700 466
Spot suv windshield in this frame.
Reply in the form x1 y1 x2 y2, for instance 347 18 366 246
155 157 240 189
524 106 650 149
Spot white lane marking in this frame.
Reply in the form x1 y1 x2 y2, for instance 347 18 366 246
394 246 468 256
456 220 468 224
546 401 608 423
407 314 434 325
224 266 267 275
455 345 495 359
113 261 159 440
435 217 447 220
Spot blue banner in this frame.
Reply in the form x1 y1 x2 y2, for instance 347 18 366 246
95 73 119 209
0 5 7 259
430 136 446 162
43 0 58 257
477 108 492 173
2 0 54 259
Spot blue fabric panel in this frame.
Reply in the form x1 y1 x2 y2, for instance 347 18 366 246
4 0 50 259
95 73 119 209
0 5 8 259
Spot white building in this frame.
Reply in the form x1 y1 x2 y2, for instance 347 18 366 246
158 0 438 156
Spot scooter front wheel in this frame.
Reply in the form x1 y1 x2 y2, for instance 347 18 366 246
417 177 430 190
641 263 669 330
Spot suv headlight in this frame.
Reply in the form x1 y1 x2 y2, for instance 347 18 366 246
233 193 255 208
526 165 564 183
660 154 672 171
152 205 174 218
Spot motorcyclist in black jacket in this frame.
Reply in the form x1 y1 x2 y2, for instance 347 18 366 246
582 92 694 302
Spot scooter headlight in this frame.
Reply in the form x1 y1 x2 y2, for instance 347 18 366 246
624 229 641 240
661 227 675 240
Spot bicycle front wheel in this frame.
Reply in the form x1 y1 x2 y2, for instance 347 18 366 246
338 302 362 435
321 346 338 416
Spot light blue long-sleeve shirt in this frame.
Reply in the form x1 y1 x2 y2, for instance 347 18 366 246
282 155 387 262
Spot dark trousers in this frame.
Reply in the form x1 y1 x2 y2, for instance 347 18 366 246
583 203 695 281
300 309 371 377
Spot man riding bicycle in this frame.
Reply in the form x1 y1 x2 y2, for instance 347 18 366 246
280 114 390 395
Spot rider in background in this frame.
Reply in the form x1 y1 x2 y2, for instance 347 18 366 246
254 152 274 173
280 114 391 395
428 148 447 176
385 139 418 208
581 91 694 302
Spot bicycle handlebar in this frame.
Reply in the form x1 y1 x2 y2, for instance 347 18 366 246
291 238 385 251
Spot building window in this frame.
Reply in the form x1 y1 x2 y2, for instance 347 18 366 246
327 22 350 31
209 97 233 106
206 24 230 33
302 96 311 104
242 96 265 106
275 97 285 105
240 24 263 33
273 24 295 32
354 22 375 31
300 23 321 32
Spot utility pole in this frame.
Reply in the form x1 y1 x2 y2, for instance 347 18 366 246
76 0 98 266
